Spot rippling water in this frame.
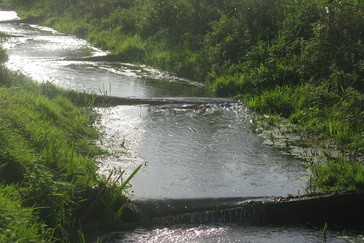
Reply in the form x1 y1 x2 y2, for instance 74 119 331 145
95 104 307 199
101 224 361 243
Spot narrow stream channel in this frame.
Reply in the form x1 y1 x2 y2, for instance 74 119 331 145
1 11 362 242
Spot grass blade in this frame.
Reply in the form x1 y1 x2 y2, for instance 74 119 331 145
111 164 142 205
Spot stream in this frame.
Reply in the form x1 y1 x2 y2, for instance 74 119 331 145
1 11 363 242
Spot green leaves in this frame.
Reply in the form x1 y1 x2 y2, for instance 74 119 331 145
112 164 142 205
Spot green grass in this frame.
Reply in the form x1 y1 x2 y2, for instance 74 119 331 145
0 185 50 242
306 156 364 193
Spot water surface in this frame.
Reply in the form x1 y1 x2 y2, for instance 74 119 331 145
94 104 308 200
102 225 361 243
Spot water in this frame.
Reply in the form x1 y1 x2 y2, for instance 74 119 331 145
1 11 362 242
95 104 307 200
101 225 362 243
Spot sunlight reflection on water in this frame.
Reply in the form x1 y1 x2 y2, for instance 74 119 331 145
94 103 308 200
101 224 360 243
0 11 19 21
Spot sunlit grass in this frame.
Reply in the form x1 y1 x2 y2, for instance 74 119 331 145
306 156 364 192
0 185 50 242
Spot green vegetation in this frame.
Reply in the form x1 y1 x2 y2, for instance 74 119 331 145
0 185 49 242
306 156 364 192
0 0 12 9
4 0 364 194
0 42 139 241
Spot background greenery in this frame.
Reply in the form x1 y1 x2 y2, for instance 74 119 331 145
7 0 363 91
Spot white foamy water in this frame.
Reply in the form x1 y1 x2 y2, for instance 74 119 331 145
0 11 19 21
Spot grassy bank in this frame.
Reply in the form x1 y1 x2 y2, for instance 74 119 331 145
5 0 364 191
0 43 140 241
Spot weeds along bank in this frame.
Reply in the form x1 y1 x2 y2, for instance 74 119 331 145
0 43 140 241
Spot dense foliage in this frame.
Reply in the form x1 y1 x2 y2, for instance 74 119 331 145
9 0 364 92
5 0 364 192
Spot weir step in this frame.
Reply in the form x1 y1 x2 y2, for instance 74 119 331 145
130 192 364 230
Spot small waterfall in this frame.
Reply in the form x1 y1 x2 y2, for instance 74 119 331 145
151 207 251 225
149 201 271 226
132 197 274 226
131 192 364 230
